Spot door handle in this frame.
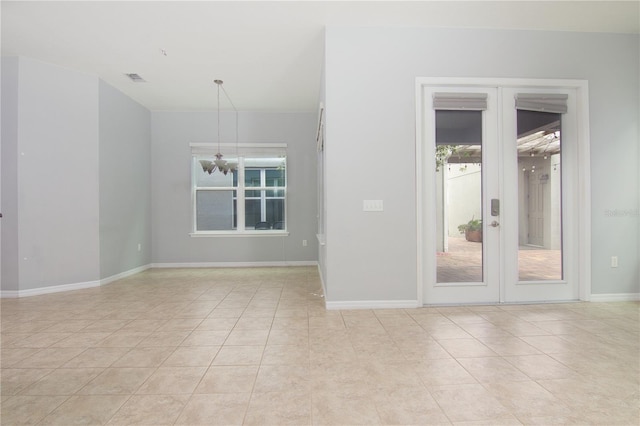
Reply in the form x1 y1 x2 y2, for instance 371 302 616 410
490 220 500 227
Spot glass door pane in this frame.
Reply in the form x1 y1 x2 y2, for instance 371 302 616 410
435 110 484 283
516 110 563 281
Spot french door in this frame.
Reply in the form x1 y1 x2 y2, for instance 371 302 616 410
417 79 590 305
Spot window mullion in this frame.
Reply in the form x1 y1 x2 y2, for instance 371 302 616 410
237 157 246 231
260 169 267 222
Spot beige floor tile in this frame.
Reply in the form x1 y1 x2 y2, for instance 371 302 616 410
372 387 451 425
262 344 310 365
21 368 103 395
180 329 230 346
437 338 499 358
156 318 204 331
0 347 41 368
1 268 637 426
415 358 478 387
234 316 274 330
430 383 510 422
0 368 54 396
13 347 85 368
38 395 129 425
311 391 382 425
503 354 579 380
519 335 581 353
212 345 264 365
78 367 155 394
119 318 167 331
0 395 69 425
207 308 245 318
51 332 113 347
62 347 131 368
426 324 474 339
267 328 309 345
94 331 150 347
137 330 190 347
457 357 530 383
253 364 311 393
175 393 250 425
195 365 258 393
9 332 72 348
162 345 220 367
196 317 238 331
107 394 189 425
136 367 207 394
82 319 131 332
244 391 312 425
111 346 176 367
484 381 571 418
476 336 542 356
225 328 270 345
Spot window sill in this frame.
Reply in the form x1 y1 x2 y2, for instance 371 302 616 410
190 231 289 238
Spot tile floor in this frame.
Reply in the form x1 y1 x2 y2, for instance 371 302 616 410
1 266 639 425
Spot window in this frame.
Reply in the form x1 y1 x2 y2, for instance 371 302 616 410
191 144 287 235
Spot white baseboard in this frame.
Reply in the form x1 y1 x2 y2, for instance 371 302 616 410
325 299 420 310
0 264 152 298
100 264 151 286
1 279 101 298
151 261 318 268
589 293 640 302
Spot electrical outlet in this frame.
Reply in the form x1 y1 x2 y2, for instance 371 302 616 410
611 256 618 268
302 240 308 247
363 199 384 212
138 243 142 252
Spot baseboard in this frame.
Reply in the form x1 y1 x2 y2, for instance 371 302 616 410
100 264 152 286
325 299 420 310
1 279 101 298
589 293 640 302
151 261 318 268
0 264 152 298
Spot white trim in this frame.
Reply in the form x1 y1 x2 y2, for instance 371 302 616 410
190 231 289 237
325 300 420 310
1 279 100 298
590 293 640 302
100 264 151 286
317 263 327 299
151 261 317 268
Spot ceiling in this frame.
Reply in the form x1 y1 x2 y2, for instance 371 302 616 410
2 1 638 112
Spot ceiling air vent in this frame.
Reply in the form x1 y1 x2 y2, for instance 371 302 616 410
125 73 146 83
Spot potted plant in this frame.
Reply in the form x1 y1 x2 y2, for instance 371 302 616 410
458 217 483 242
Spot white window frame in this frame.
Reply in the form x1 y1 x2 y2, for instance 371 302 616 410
190 143 288 237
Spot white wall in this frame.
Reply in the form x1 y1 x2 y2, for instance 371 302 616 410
324 27 639 303
151 111 318 265
99 80 151 279
1 57 100 292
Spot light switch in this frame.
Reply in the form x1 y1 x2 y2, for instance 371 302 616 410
363 200 384 212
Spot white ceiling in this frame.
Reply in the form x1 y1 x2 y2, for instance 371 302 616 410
2 1 638 112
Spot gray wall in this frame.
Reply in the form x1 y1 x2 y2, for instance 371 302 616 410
99 80 151 279
151 111 318 264
1 57 101 291
324 27 639 302
1 57 20 291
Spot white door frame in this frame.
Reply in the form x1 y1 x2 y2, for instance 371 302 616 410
416 77 591 305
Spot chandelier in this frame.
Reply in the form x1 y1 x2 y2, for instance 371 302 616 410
200 79 238 175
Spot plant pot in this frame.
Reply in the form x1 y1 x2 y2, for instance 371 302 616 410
465 229 483 242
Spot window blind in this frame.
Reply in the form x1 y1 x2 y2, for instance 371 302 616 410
433 93 488 110
515 93 568 114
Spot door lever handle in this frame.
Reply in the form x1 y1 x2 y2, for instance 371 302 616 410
490 220 500 228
